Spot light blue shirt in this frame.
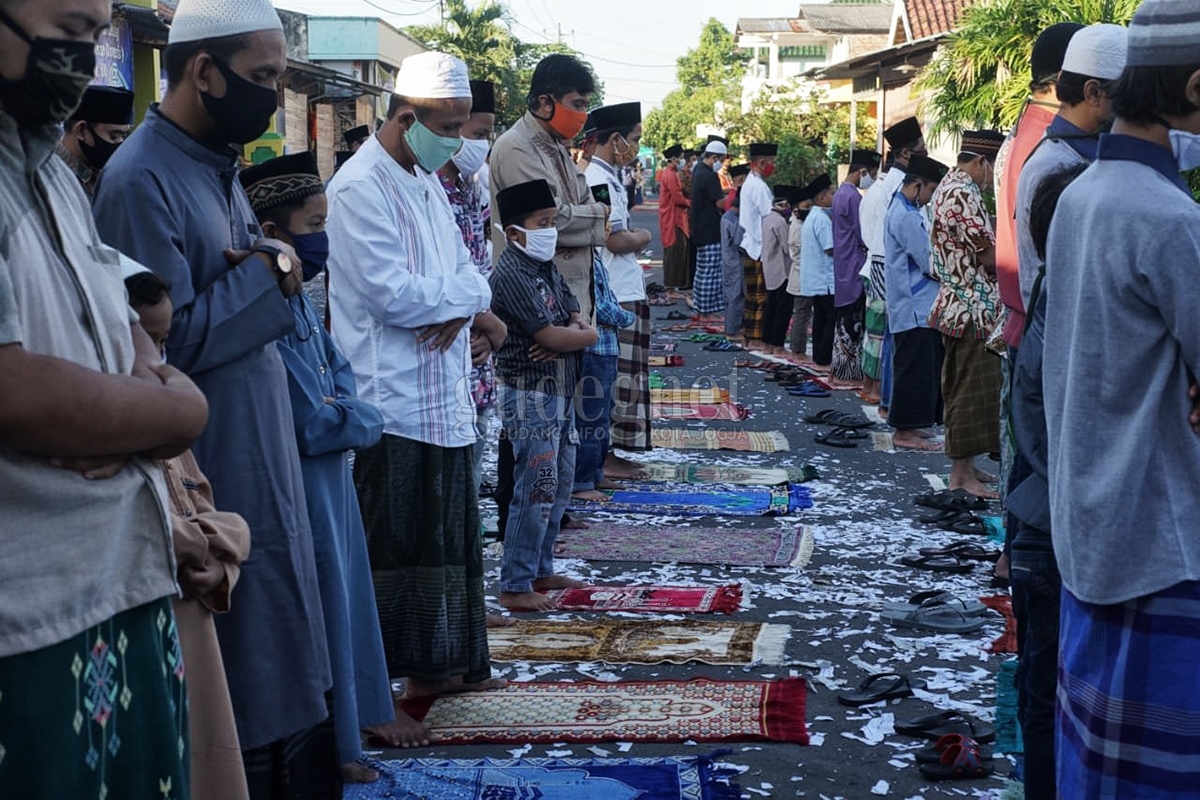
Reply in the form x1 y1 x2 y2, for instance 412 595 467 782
884 192 939 333
799 206 834 297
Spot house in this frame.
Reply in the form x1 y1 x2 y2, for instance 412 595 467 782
735 3 892 112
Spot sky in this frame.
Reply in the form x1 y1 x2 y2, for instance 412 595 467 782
276 0 807 109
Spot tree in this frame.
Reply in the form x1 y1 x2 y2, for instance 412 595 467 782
914 0 1141 138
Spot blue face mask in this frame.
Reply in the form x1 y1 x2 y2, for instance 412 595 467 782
286 229 329 281
405 118 462 173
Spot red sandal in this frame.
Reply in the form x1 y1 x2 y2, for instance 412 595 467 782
918 735 994 781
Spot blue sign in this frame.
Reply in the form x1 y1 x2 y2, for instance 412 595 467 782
93 15 133 90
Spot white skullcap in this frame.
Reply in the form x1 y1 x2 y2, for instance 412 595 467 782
393 52 471 100
1061 23 1128 81
168 0 282 44
704 141 728 156
118 252 152 280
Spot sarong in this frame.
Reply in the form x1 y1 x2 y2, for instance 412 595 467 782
243 695 341 800
353 435 490 684
692 243 725 314
612 301 652 452
941 329 1001 458
1058 580 1200 797
0 598 189 799
862 258 887 380
831 294 865 383
742 256 767 341
889 327 944 430
663 228 690 289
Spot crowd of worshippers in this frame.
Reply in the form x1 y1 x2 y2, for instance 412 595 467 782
5 0 1200 797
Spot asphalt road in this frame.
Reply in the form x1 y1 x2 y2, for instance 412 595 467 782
363 204 1014 799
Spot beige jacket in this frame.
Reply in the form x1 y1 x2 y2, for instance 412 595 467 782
490 112 608 321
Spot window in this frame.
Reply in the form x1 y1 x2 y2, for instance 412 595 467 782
778 45 826 60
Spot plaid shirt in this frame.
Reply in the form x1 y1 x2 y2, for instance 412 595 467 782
588 252 634 357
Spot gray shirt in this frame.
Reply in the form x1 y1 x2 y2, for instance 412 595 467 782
1044 134 1200 604
0 112 176 658
94 107 332 749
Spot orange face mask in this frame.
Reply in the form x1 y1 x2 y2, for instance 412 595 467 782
545 100 589 141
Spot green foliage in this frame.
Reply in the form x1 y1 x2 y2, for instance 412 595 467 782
675 18 745 91
914 0 1142 138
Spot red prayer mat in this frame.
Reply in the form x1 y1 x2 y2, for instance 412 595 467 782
980 594 1017 654
652 402 750 421
542 584 743 614
400 678 809 745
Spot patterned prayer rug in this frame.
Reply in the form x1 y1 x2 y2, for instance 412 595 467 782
399 678 810 745
542 584 743 614
487 619 788 666
652 402 750 421
638 462 818 486
566 483 812 517
651 429 791 453
347 755 744 800
648 343 677 353
648 355 686 367
555 525 814 567
650 387 731 404
980 594 1017 654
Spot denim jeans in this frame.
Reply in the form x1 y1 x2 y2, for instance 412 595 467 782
498 387 577 594
1010 524 1060 800
573 352 617 492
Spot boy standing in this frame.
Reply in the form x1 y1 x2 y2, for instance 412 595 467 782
490 179 598 612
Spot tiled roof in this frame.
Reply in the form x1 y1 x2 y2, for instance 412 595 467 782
799 3 893 34
736 18 803 35
903 0 965 40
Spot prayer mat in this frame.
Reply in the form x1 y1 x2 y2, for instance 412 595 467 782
487 619 788 665
650 387 730 404
541 584 743 614
348 755 743 800
652 402 749 421
809 374 863 392
555 525 814 568
399 677 810 745
648 355 686 367
648 343 677 353
980 594 1017 654
651 429 791 453
567 483 812 517
639 462 818 486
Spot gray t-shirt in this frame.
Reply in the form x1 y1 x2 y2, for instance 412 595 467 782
1015 134 1089 308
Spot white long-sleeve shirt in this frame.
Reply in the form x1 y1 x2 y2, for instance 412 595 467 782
326 136 492 448
860 164 906 262
738 171 773 261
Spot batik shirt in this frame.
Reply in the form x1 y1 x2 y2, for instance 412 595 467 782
440 170 496 411
928 168 997 339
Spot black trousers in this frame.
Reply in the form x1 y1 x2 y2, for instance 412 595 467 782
761 286 793 347
889 327 945 430
808 294 836 366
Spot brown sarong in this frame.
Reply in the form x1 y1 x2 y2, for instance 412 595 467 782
941 329 1002 458
612 300 652 452
663 228 690 289
742 256 767 341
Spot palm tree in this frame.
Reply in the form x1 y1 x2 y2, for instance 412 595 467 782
915 0 1142 138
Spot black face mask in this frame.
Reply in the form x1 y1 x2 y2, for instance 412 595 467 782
0 8 95 128
80 124 121 169
201 57 278 145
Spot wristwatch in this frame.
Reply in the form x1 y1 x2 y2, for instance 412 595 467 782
253 244 294 278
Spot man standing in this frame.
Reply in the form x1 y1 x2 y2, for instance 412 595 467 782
738 142 777 351
884 155 948 453
659 144 691 289
830 149 879 385
55 84 133 198
325 52 506 747
690 138 728 321
859 117 927 412
1043 3 1200 794
94 0 342 793
799 174 836 368
344 123 371 152
928 131 1004 496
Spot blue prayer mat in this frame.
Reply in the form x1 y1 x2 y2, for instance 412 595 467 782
347 755 742 800
567 483 813 517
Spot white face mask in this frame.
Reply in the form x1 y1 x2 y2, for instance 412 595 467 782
506 225 558 262
860 172 875 190
713 158 723 170
1169 129 1200 173
452 137 489 177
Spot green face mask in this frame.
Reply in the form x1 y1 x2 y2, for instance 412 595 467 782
405 118 462 173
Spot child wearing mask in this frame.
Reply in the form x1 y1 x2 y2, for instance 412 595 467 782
489 179 598 612
239 153 393 783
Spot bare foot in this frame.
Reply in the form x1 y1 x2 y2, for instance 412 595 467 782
499 590 557 611
604 454 648 480
561 515 591 530
893 430 944 452
862 395 881 404
486 613 516 628
878 407 889 420
533 574 588 590
445 676 508 694
341 762 380 783
595 478 622 490
994 551 1010 581
914 427 940 439
553 541 568 555
366 707 436 748
950 476 1000 500
572 490 609 502
974 467 998 484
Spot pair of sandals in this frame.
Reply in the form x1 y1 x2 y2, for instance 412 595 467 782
916 733 995 781
814 425 866 448
880 590 989 632
703 340 744 352
805 409 873 429
836 671 926 707
919 508 988 536
658 309 690 321
918 540 1001 563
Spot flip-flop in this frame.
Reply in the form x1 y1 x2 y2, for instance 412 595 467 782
787 383 831 397
914 733 993 764
918 541 1001 562
829 425 867 440
881 590 987 617
898 554 975 574
913 489 989 512
804 409 873 429
659 309 689 320
814 428 858 448
918 737 994 781
945 513 987 536
836 672 927 707
895 711 995 744
881 600 987 634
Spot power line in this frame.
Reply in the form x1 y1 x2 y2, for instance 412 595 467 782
510 19 675 69
358 0 441 18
